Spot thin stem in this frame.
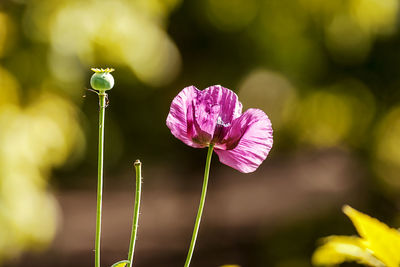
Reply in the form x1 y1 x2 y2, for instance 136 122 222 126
184 144 214 267
128 160 143 267
95 92 107 267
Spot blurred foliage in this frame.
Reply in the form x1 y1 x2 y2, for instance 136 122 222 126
1 0 400 265
312 205 400 267
0 66 83 260
0 0 181 263
22 0 181 92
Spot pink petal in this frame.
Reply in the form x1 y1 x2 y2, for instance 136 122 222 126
203 85 242 124
214 109 273 173
193 85 242 140
166 86 204 148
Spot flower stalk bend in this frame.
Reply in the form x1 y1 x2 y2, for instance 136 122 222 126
184 144 214 267
128 160 143 267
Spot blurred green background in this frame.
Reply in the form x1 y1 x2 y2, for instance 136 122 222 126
1 0 400 266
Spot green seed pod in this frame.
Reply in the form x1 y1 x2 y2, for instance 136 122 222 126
90 68 115 91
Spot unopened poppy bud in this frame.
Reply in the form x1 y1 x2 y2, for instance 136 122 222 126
90 68 115 91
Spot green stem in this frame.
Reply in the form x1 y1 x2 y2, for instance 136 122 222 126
95 92 107 267
184 144 214 267
128 160 143 267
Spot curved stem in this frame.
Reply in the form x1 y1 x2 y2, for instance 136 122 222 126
184 144 214 267
95 93 107 267
128 160 143 267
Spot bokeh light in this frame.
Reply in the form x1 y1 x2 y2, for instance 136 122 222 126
300 0 399 63
24 0 182 87
325 13 372 63
291 80 375 148
373 106 400 190
350 0 398 35
205 0 258 31
238 69 297 130
0 66 83 262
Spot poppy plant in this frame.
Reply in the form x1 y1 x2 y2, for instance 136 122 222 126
90 68 115 267
88 68 142 267
166 85 273 266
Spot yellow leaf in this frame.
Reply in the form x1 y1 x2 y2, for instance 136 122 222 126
110 260 130 267
312 235 384 267
343 205 400 267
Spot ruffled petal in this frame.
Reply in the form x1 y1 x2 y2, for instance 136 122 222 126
201 85 242 125
214 109 273 173
193 85 242 143
166 86 204 148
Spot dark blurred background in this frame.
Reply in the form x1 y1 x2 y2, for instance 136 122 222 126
1 0 400 266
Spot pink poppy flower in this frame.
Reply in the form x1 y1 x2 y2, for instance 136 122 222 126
166 85 273 173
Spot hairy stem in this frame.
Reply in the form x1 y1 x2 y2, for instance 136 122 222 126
95 92 107 267
184 144 214 267
128 160 143 267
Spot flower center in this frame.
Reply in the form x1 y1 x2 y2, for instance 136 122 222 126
217 116 230 127
212 116 231 144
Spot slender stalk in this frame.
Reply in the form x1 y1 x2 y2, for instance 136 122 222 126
128 160 143 267
184 144 214 267
95 92 107 267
